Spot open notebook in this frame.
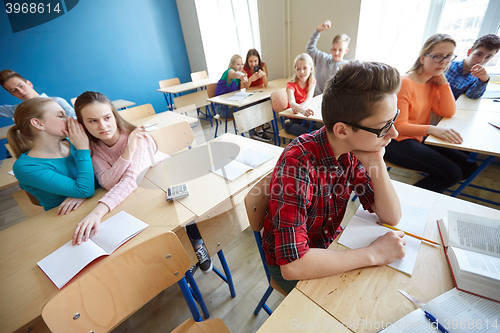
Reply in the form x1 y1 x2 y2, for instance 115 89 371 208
337 203 429 276
209 148 273 181
37 211 148 289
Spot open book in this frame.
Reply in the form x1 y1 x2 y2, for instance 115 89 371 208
437 211 500 302
209 148 273 181
226 91 254 101
337 203 428 276
383 288 500 332
38 211 149 289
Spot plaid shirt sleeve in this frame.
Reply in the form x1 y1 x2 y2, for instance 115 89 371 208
268 156 313 265
465 77 488 99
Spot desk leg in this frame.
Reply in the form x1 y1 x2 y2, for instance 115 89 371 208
308 121 316 133
451 155 495 197
213 250 236 298
225 105 228 133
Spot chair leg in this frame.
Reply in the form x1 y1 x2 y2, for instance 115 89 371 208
254 285 274 316
212 250 236 298
185 270 210 319
177 277 203 322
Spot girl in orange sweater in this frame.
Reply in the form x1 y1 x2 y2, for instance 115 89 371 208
385 34 477 193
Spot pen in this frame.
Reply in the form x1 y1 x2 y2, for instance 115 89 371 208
424 311 449 333
376 222 440 246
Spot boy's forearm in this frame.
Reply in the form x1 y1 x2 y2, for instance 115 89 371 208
281 247 375 281
368 161 401 225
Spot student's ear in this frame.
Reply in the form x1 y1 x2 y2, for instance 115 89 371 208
26 80 34 88
332 122 349 139
30 118 44 131
466 49 472 57
344 48 349 55
419 54 425 65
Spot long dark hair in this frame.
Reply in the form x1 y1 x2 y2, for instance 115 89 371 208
244 48 262 71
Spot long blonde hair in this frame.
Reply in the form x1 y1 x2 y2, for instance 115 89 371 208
290 53 315 92
408 33 456 74
7 97 55 158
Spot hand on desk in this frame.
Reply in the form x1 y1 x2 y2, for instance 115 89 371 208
427 126 463 144
292 105 314 117
72 202 110 245
368 231 407 266
56 197 85 216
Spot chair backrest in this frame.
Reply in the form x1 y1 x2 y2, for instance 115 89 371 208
206 83 217 99
42 230 190 333
12 190 44 216
175 103 197 116
190 70 208 82
70 97 77 107
159 78 181 89
173 90 209 110
233 101 274 133
118 103 156 122
148 121 194 156
245 174 272 232
270 88 288 113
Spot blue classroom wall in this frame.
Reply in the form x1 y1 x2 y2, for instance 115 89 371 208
0 0 191 159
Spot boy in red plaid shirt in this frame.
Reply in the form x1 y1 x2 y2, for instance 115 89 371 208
263 61 406 293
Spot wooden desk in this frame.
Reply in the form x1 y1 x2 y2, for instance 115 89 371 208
130 110 198 128
455 95 500 113
279 94 323 122
157 77 219 110
145 133 284 217
425 109 500 156
424 109 500 197
0 182 194 333
157 77 219 95
111 99 136 110
207 79 288 108
296 181 500 333
0 124 13 140
0 157 17 190
257 289 350 332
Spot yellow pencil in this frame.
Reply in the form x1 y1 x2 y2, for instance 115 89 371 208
376 222 440 246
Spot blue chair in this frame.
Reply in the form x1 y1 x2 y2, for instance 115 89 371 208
244 174 288 316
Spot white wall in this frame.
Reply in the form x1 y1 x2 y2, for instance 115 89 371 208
258 0 361 79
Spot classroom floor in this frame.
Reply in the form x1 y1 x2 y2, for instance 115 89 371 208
0 108 498 333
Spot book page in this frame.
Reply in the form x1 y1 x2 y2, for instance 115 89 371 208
448 211 500 258
208 158 253 182
233 148 272 168
384 288 500 332
338 204 428 276
337 216 421 276
37 240 107 289
450 247 500 282
227 91 253 101
90 211 149 254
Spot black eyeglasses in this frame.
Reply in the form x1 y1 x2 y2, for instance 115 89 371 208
425 54 457 63
341 109 400 138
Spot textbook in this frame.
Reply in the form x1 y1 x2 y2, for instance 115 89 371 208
209 148 273 181
437 211 500 302
37 211 149 289
226 91 254 101
383 288 500 332
337 203 428 276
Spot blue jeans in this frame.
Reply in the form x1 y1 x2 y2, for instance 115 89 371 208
215 103 237 118
385 139 477 193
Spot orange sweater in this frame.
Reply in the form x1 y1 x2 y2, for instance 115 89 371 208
394 76 456 143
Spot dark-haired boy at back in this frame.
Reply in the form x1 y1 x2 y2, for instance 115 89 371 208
445 34 500 99
262 61 406 293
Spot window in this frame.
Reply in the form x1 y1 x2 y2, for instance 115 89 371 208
356 0 500 73
194 0 261 76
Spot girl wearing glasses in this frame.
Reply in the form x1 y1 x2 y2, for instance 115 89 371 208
385 33 477 193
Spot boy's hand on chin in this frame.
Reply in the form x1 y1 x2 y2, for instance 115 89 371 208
352 149 385 168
